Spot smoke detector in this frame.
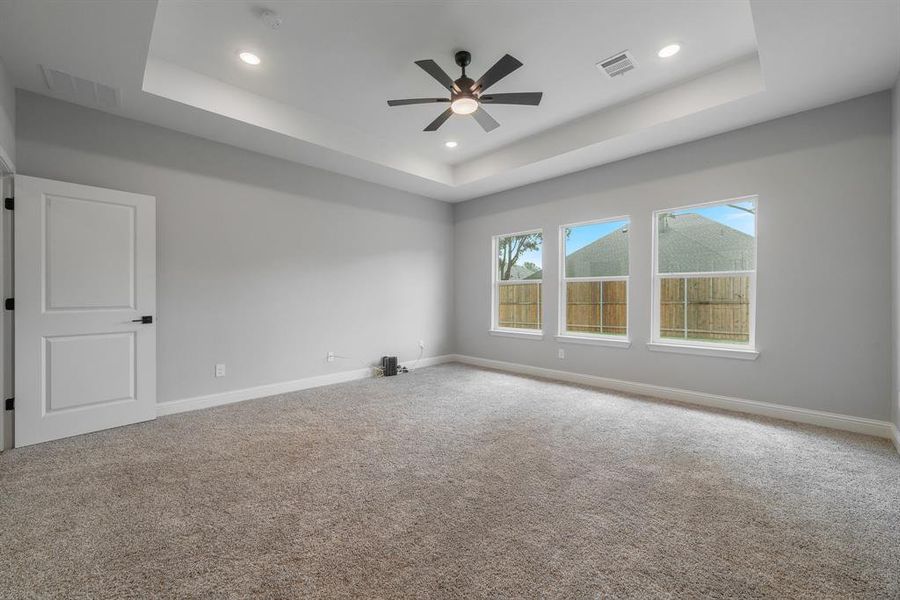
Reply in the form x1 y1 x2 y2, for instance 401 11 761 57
260 9 283 30
596 50 638 78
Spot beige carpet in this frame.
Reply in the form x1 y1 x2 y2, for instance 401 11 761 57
1 363 898 599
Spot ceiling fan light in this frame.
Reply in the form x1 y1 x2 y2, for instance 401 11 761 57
451 97 478 115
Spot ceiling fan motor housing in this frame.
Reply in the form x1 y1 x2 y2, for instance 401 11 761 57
454 50 475 100
453 77 476 101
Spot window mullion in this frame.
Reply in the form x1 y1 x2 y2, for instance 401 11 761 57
599 279 604 334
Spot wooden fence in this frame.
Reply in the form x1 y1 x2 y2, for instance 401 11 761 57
660 276 750 342
499 276 750 342
498 283 542 330
565 281 626 335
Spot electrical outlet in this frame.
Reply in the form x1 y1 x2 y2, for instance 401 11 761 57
215 363 226 377
558 348 565 360
418 340 425 349
327 352 335 362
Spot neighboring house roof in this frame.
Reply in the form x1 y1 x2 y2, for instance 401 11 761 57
564 227 630 277
526 214 753 279
503 264 540 280
657 213 754 273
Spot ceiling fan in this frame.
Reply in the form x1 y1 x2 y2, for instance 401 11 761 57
387 50 542 132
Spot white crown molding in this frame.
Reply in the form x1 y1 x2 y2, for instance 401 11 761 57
450 354 896 442
157 354 456 416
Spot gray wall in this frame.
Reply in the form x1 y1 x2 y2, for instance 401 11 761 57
16 91 454 404
0 57 13 169
454 92 893 422
13 88 896 424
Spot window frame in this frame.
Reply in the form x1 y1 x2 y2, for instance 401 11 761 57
556 216 631 347
490 228 544 339
649 195 758 359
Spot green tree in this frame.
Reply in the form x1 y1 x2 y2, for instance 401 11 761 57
498 233 542 280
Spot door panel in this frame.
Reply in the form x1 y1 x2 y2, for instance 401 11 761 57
15 175 156 447
46 194 136 310
45 332 135 412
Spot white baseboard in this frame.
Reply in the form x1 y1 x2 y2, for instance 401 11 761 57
156 352 898 450
451 354 896 441
157 354 455 416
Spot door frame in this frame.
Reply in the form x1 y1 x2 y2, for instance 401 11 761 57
0 153 13 450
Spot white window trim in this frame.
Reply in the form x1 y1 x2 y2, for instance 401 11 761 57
646 341 758 359
491 228 544 336
490 329 544 340
650 195 758 358
555 335 631 348
557 217 631 345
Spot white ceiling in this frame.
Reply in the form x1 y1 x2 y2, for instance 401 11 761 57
0 1 898 202
149 1 758 165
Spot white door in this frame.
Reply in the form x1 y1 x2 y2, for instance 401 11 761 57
14 175 156 447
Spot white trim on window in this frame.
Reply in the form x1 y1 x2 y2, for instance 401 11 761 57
646 342 759 360
650 195 758 357
490 329 544 340
491 229 544 335
555 335 631 348
558 216 631 344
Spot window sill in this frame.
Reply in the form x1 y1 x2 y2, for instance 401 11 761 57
555 335 631 349
646 342 759 360
489 329 544 341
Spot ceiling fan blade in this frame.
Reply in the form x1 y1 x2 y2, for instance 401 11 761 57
414 59 456 92
387 98 450 107
472 54 523 94
424 107 454 131
479 92 543 106
472 106 500 132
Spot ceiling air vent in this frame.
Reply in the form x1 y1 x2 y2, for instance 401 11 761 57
596 51 637 79
41 66 120 109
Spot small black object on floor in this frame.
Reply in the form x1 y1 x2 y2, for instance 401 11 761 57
381 356 398 376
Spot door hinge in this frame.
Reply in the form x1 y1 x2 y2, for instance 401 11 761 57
3 197 12 210
3 298 12 311
4 398 12 411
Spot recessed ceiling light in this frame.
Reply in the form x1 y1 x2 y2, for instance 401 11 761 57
657 44 681 58
445 141 458 148
239 51 261 66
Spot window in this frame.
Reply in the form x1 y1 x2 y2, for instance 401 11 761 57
559 218 630 342
651 197 757 353
492 230 543 334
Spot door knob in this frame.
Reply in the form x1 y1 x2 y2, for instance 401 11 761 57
131 316 153 324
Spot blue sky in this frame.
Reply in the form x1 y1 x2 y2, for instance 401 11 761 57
565 219 629 254
505 201 755 271
516 244 543 270
674 201 756 236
